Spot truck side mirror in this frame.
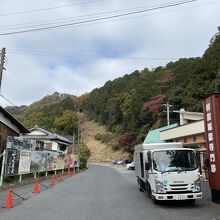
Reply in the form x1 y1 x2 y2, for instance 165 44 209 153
145 162 150 171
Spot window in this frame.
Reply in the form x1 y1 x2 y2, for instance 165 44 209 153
184 138 187 143
140 153 144 178
153 150 198 172
192 136 197 142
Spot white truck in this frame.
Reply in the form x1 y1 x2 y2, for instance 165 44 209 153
134 143 202 204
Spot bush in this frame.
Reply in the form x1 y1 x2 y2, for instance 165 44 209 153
94 133 114 144
79 143 91 169
80 157 87 169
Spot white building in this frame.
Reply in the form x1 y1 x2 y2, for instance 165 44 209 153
22 126 72 154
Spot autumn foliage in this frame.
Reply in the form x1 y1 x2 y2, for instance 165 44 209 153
118 132 137 152
143 94 165 113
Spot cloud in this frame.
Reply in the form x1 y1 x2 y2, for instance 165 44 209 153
0 0 220 106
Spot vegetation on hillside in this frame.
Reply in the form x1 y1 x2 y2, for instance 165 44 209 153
7 27 220 154
81 27 220 151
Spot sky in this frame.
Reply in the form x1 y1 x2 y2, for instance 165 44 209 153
0 0 220 107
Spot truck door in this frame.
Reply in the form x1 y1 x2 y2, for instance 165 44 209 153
140 153 144 179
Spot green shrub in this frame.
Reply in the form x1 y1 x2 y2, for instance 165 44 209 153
80 157 87 169
94 133 114 144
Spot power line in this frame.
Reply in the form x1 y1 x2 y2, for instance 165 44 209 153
0 94 17 107
6 49 178 61
0 3 170 30
0 0 103 17
0 0 199 36
5 57 41 98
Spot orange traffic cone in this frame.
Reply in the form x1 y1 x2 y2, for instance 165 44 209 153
5 188 13 208
51 175 55 185
68 169 71 177
59 173 63 181
72 167 75 176
34 179 40 193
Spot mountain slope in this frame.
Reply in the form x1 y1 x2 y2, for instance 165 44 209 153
81 116 130 162
7 92 77 130
81 27 220 146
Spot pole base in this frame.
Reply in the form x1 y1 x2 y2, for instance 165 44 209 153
211 189 220 204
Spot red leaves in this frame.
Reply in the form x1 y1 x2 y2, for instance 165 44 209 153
143 94 165 113
118 132 137 152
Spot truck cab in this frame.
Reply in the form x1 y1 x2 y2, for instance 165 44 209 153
134 143 202 203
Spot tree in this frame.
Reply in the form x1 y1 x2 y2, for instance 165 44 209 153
118 132 137 152
53 110 78 135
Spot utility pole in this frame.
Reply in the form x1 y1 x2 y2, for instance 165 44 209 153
0 48 6 92
72 132 75 154
77 121 80 171
162 102 173 126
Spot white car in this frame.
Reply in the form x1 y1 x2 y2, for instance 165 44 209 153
126 161 135 170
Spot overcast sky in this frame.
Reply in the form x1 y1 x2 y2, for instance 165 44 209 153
0 0 220 106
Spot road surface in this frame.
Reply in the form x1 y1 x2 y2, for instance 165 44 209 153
1 164 220 220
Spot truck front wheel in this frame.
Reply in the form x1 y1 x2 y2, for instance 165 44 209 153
137 178 144 192
150 189 159 204
188 199 195 204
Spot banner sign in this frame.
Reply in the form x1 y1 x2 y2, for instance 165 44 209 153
30 151 47 173
72 154 80 168
46 151 56 171
64 154 73 168
203 94 220 190
5 149 20 176
55 154 65 170
18 151 31 174
4 137 79 176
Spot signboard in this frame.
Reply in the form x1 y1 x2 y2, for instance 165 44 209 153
64 154 73 168
5 149 20 176
55 153 65 170
72 154 80 168
203 94 220 192
46 151 56 171
30 151 47 173
18 150 31 174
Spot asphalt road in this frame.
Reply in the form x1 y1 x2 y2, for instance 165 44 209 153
1 164 220 220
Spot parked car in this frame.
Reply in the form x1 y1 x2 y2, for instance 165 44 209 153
112 159 118 165
126 161 135 170
116 159 124 165
123 159 132 164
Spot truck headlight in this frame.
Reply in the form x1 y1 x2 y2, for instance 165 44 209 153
194 179 201 192
155 180 165 193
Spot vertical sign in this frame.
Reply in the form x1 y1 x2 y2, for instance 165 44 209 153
203 94 220 202
18 151 31 174
5 149 20 176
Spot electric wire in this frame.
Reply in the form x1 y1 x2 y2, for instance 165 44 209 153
5 57 41 98
0 94 17 107
0 0 103 17
0 0 199 36
6 49 179 61
0 1 182 30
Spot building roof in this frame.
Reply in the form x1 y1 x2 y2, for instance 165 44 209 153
143 124 178 144
0 106 29 133
23 126 72 145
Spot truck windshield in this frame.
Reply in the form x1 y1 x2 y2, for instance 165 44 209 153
152 150 198 172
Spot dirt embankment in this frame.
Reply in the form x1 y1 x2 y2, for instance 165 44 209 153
80 116 129 163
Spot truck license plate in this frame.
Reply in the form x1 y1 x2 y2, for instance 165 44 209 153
177 195 187 200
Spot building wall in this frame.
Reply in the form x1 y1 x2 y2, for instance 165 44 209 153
160 120 204 141
170 133 206 149
44 141 58 151
0 122 18 152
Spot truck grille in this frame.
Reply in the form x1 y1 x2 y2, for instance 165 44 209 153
165 191 193 194
169 184 188 187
